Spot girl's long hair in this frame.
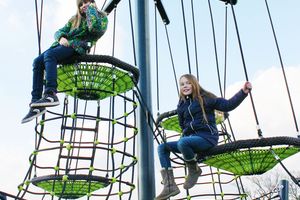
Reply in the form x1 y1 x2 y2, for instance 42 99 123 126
69 0 90 29
179 74 217 123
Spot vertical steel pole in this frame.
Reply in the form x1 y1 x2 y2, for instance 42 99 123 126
279 179 289 200
136 0 156 199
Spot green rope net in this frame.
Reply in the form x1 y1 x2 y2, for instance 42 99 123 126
57 63 135 100
160 115 182 133
203 146 300 175
160 111 225 133
32 175 109 199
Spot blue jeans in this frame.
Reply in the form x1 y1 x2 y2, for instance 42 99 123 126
31 45 76 102
157 135 214 169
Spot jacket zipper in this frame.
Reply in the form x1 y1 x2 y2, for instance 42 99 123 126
188 98 195 131
206 124 216 135
188 99 216 135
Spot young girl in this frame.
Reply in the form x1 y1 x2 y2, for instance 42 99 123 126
22 0 108 123
155 74 252 200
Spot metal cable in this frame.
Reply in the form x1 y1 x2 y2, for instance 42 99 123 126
264 0 299 136
180 0 192 74
208 0 223 97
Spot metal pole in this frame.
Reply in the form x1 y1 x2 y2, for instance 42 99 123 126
279 179 289 200
136 0 156 199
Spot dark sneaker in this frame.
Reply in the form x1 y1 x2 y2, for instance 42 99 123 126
21 107 46 124
30 93 60 108
220 0 237 5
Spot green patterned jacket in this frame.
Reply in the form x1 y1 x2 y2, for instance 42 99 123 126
51 5 108 55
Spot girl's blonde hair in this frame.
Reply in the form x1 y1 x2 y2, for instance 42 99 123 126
179 74 217 123
69 0 91 29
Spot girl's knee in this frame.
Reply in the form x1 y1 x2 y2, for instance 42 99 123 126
158 143 172 155
33 57 43 71
44 50 55 61
157 143 166 152
177 139 185 151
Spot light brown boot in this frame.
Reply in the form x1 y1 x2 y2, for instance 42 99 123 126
183 161 202 190
155 168 180 200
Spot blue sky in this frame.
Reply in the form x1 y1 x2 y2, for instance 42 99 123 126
0 0 300 199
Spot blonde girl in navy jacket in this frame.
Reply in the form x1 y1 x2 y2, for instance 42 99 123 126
22 0 108 124
155 74 252 200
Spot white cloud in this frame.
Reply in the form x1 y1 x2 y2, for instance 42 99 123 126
7 13 22 30
224 66 300 139
53 0 77 27
0 0 7 8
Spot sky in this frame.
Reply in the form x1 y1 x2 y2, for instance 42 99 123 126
0 0 300 199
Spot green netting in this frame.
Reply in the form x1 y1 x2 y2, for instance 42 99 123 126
203 146 300 175
161 116 182 133
32 175 109 199
57 63 135 100
161 111 224 133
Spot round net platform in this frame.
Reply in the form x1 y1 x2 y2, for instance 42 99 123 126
31 175 109 199
57 55 139 100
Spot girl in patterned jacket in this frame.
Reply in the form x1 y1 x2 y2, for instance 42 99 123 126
155 74 252 200
22 0 108 124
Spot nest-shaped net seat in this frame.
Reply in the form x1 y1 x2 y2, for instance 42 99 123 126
156 110 300 175
57 55 139 100
31 174 109 199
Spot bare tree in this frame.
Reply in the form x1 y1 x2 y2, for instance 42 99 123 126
289 172 300 200
244 170 300 200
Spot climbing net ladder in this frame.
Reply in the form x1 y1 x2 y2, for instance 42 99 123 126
16 55 140 199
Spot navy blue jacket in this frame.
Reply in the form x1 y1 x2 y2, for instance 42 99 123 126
177 89 248 146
